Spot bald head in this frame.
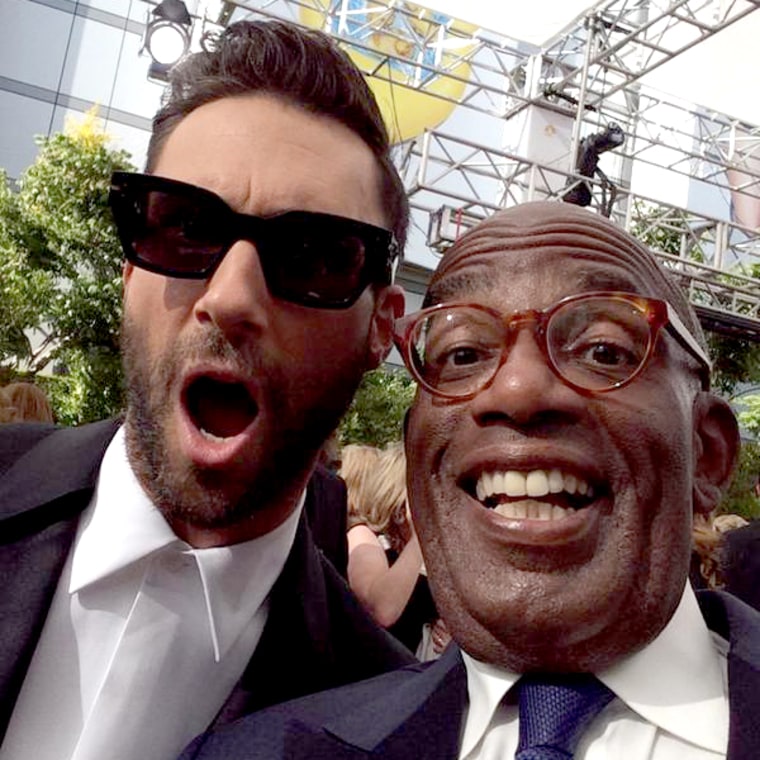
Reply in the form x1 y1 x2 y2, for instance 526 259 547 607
427 201 706 360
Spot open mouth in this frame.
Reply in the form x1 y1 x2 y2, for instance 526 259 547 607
471 468 599 521
185 376 258 441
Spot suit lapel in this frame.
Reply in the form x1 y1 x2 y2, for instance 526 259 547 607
697 589 760 760
0 419 119 527
211 516 335 724
321 646 468 758
0 420 119 741
212 511 414 728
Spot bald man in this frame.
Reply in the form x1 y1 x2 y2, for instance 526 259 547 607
178 202 760 760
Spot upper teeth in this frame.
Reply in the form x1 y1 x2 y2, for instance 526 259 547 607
475 469 592 503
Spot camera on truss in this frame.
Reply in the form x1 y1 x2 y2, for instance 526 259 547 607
563 123 625 215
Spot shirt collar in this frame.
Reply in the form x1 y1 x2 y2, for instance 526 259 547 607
70 426 177 591
599 582 728 751
460 654 520 757
191 502 302 661
460 583 728 756
70 425 304 662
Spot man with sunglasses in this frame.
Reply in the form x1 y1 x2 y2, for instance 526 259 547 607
0 19 414 760
177 201 760 759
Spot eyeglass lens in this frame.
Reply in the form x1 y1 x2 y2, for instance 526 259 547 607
409 297 654 396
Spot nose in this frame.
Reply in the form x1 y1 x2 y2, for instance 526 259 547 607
193 241 272 343
468 327 585 428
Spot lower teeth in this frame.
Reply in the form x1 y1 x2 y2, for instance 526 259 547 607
492 502 569 521
200 428 228 443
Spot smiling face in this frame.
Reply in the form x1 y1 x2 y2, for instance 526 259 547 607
122 94 402 547
405 202 736 672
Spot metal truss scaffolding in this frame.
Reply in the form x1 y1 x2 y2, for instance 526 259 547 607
537 0 760 113
212 0 760 338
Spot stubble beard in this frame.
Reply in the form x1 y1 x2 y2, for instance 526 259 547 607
121 314 369 534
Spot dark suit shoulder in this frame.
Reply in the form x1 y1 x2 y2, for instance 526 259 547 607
179 661 435 759
697 589 760 759
722 522 760 613
261 661 431 727
0 419 119 526
0 421 120 739
0 423 59 476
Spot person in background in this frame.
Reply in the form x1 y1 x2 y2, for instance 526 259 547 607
343 442 449 658
2 382 54 423
0 388 17 424
0 19 413 760
340 443 381 526
691 512 749 590
692 512 760 614
178 201 759 760
317 430 342 474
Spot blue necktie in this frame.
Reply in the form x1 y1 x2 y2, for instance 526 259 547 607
515 673 615 760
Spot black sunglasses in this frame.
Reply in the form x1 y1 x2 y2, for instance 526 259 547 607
108 172 399 309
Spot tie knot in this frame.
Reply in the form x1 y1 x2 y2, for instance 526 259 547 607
515 673 614 760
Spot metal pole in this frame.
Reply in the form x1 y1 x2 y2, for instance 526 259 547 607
567 13 595 175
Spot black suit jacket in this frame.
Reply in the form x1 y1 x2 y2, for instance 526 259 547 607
0 420 413 744
179 590 760 760
303 464 349 578
722 520 760 613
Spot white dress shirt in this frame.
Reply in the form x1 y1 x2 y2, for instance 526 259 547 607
459 584 729 759
1 426 303 760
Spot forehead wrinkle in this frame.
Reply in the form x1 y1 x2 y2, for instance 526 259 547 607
427 255 646 308
435 225 660 287
427 203 707 354
426 268 495 305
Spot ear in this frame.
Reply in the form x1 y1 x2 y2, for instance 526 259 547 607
367 284 405 369
692 391 740 517
122 260 134 289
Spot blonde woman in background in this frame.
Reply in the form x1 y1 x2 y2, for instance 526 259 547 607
340 444 381 528
340 442 449 658
0 388 18 423
3 382 54 423
691 512 749 589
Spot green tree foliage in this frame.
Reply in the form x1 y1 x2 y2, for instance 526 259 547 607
0 110 134 424
629 200 685 258
718 439 760 521
709 334 760 398
738 394 760 439
0 177 51 364
339 366 417 447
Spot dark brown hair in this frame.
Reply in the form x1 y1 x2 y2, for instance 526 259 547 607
146 19 409 248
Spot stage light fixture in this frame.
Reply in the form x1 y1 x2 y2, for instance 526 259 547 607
143 0 192 82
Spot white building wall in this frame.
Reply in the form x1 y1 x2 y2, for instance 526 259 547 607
0 0 162 180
